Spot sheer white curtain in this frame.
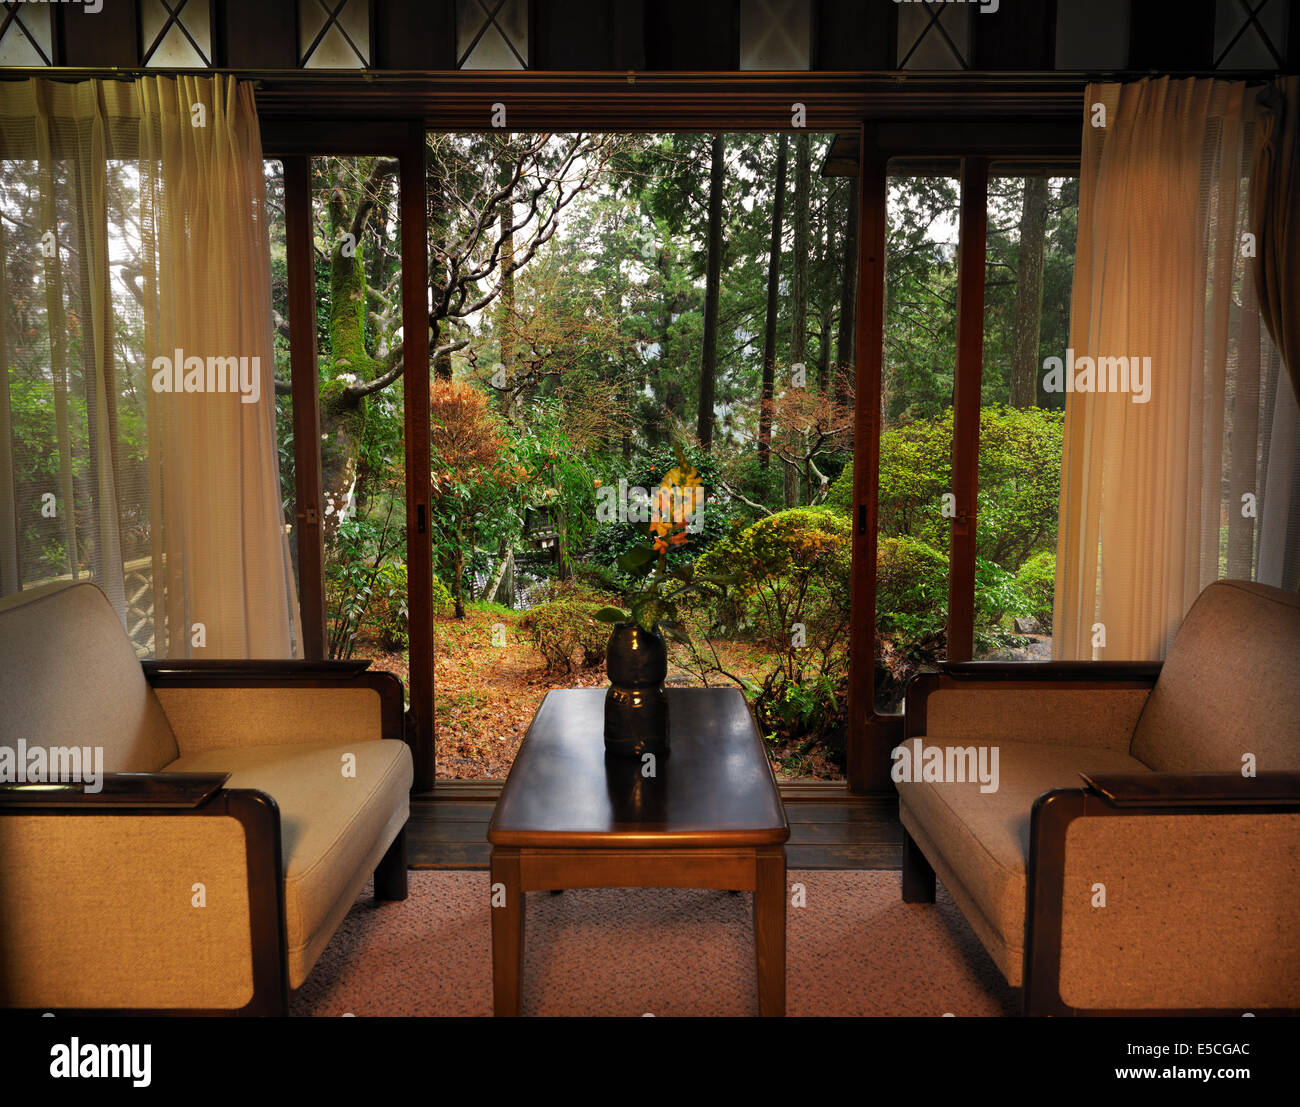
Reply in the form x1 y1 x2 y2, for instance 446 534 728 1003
0 76 301 657
1055 78 1300 661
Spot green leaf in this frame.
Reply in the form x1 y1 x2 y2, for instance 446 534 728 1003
593 606 629 624
616 544 656 571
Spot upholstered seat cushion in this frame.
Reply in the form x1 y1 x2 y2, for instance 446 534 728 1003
895 739 1151 983
165 738 413 987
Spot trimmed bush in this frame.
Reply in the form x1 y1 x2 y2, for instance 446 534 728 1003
519 599 610 673
876 536 946 620
699 506 851 595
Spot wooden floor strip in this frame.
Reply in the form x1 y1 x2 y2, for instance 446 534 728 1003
406 795 902 870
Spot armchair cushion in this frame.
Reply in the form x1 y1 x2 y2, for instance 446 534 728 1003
895 739 1150 985
0 581 178 772
1131 580 1300 773
165 737 413 987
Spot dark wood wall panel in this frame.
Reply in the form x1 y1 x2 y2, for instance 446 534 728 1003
376 0 456 69
1291 3 1300 73
644 0 738 70
972 0 1056 71
57 1 138 68
533 0 645 70
814 0 896 71
1128 0 1216 70
221 0 297 69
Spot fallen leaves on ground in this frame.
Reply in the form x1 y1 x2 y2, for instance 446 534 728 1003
360 606 841 782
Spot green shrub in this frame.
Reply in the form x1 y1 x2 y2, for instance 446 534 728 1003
876 536 947 625
1015 550 1056 631
699 506 851 596
368 562 452 651
519 599 610 673
824 464 854 515
566 560 626 599
973 557 1030 643
873 405 1064 571
691 508 852 762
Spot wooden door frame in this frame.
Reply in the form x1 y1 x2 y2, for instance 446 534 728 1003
259 83 1083 794
846 123 1081 792
263 122 435 791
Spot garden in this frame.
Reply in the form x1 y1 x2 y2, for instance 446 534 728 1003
257 138 1077 779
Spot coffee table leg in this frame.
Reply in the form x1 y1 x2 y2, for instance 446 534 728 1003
754 845 786 1017
490 848 525 1016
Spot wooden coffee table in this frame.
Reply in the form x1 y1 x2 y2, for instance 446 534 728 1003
487 686 790 1016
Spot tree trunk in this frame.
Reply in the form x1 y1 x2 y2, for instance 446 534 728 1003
498 166 516 399
1010 176 1049 409
429 158 454 383
556 508 570 581
816 207 833 395
835 175 858 411
697 134 725 451
452 514 466 619
786 134 811 507
758 134 788 469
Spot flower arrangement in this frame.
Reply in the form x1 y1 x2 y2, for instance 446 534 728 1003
594 445 731 639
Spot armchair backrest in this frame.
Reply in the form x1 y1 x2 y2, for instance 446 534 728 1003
0 581 179 772
1131 579 1300 773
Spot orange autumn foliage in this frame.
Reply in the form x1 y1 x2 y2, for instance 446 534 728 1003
428 378 507 491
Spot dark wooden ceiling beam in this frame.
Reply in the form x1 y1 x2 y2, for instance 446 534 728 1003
250 72 1087 131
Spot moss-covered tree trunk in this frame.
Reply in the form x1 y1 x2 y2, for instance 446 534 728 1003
319 186 380 544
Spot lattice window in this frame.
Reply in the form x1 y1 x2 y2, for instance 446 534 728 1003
740 0 811 70
142 0 213 68
299 0 371 69
0 1 54 66
456 0 528 70
1214 0 1287 69
896 0 971 70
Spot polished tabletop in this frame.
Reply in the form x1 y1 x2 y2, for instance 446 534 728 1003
488 686 790 848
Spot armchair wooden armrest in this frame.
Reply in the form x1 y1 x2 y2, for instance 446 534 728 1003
1079 770 1300 807
0 771 230 808
938 661 1164 683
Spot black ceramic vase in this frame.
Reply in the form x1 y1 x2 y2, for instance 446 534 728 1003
603 622 669 758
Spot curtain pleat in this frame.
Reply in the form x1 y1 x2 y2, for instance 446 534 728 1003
1055 78 1300 661
1250 76 1300 407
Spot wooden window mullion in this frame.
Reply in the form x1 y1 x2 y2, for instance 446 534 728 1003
948 156 988 663
846 125 892 792
284 155 327 660
400 122 434 791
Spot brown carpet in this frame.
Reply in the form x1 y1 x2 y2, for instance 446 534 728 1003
290 870 1020 1016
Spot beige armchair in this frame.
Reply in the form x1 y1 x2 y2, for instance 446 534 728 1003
896 579 1300 1015
0 581 413 1014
